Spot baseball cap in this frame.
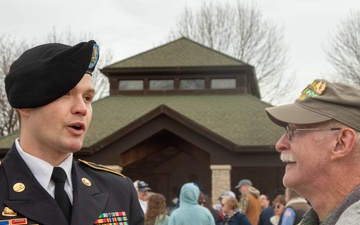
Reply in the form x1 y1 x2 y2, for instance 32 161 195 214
266 79 360 131
133 180 151 192
235 179 252 189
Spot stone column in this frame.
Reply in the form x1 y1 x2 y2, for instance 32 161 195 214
210 165 232 205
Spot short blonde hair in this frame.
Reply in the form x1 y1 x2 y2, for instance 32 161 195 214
223 196 239 210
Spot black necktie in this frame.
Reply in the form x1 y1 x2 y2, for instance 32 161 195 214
51 167 72 223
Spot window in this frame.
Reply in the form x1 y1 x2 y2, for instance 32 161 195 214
211 78 236 89
180 79 205 90
149 79 174 90
119 80 144 90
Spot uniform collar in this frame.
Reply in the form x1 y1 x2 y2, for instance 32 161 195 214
15 138 73 201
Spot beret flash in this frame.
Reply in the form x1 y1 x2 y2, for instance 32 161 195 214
5 40 99 108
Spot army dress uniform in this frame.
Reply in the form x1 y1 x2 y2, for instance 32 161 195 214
0 144 144 225
0 40 144 225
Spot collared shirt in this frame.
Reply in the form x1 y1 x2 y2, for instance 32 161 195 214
15 138 74 204
300 208 331 225
300 183 360 225
139 199 148 213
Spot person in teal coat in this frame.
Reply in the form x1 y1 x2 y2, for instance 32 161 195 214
169 183 215 225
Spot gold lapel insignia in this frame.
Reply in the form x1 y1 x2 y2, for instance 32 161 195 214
13 183 25 192
82 178 92 187
2 206 17 216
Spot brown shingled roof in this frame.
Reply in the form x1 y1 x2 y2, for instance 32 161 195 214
106 37 249 68
84 94 283 149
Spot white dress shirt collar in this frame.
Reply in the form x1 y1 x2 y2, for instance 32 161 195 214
15 138 74 203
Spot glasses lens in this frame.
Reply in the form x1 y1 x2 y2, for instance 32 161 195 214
285 126 292 140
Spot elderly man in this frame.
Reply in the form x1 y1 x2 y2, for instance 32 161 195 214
265 79 360 224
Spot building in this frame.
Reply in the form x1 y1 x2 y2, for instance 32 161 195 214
0 37 285 204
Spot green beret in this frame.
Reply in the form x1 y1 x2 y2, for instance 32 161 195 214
5 40 99 108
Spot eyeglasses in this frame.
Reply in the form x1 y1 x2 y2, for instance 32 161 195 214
285 125 341 141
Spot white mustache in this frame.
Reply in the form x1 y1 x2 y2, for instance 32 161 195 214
280 153 295 162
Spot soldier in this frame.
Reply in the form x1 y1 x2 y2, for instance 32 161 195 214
0 40 144 225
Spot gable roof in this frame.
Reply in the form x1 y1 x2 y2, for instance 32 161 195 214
105 37 251 69
84 94 282 150
0 94 282 154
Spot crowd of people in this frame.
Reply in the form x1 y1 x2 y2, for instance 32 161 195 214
133 179 310 225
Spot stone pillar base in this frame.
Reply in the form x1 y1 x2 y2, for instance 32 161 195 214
210 165 232 205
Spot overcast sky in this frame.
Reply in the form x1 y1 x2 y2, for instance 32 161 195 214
2 0 360 104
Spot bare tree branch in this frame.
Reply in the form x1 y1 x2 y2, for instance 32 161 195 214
0 34 29 136
325 10 360 84
167 1 291 104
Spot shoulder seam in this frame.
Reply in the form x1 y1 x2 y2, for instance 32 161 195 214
78 159 126 178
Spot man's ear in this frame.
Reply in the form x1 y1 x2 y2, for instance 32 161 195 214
17 108 31 117
332 128 357 160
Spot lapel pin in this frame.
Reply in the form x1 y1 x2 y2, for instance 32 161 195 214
82 178 91 187
13 183 25 193
2 206 17 217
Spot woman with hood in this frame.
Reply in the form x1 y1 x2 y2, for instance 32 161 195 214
168 183 215 225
